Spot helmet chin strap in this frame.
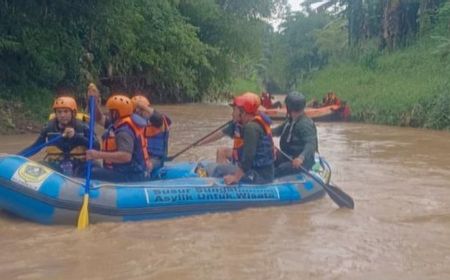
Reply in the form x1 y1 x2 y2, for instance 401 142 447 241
110 110 120 123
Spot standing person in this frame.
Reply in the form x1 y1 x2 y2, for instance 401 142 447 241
19 96 100 176
85 94 151 182
272 92 318 177
203 93 275 185
131 94 171 171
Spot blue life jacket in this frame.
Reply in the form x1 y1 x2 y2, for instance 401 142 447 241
144 114 171 160
232 113 274 168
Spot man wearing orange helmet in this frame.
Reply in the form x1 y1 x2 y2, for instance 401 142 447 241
131 94 172 171
201 92 275 185
85 94 151 182
19 96 100 176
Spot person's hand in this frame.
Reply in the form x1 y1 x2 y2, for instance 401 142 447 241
146 159 153 172
136 100 149 110
86 149 100 160
224 174 239 185
87 83 101 104
63 127 75 138
292 156 304 169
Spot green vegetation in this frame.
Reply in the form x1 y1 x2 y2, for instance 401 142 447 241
301 41 450 129
259 0 450 130
1 0 449 131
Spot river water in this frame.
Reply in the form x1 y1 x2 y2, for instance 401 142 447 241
0 104 449 280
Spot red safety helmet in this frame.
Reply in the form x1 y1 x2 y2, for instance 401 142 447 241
230 92 259 115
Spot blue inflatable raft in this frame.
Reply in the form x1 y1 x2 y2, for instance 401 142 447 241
0 154 329 225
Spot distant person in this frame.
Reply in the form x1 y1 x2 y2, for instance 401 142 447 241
19 96 100 176
261 92 282 109
272 92 318 177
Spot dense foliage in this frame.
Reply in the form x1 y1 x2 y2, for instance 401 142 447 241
0 0 285 104
0 0 449 130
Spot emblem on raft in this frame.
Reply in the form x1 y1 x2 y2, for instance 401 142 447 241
12 162 52 190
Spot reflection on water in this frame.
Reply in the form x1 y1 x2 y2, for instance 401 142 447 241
0 104 449 280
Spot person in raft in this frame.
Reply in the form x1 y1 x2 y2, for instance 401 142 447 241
131 94 172 172
19 95 100 176
199 92 275 185
272 91 318 177
85 94 151 182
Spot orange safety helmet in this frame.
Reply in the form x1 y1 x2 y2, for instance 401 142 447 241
52 96 77 112
131 95 151 109
106 95 133 118
231 92 259 115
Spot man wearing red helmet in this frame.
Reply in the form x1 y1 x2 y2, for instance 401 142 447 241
202 92 275 185
20 95 100 176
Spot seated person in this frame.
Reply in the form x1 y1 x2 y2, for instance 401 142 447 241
19 96 100 176
131 94 171 171
202 92 275 185
85 94 151 182
272 92 318 177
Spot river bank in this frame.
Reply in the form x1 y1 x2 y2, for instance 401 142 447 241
300 41 450 130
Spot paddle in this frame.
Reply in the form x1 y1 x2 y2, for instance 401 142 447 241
276 147 354 209
166 121 231 161
19 135 64 158
77 95 96 229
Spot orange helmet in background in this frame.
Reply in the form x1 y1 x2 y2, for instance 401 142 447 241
131 95 151 109
106 95 133 118
53 96 77 112
231 92 260 115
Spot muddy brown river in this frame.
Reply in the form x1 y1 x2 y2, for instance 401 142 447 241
0 104 449 280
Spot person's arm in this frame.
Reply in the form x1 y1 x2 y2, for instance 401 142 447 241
292 121 317 168
224 122 259 185
239 122 259 172
85 130 133 163
87 83 106 126
298 124 317 161
271 122 285 137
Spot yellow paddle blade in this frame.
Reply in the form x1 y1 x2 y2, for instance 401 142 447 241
77 194 90 230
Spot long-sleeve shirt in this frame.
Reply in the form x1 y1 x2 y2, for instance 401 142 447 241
19 119 100 158
272 114 317 169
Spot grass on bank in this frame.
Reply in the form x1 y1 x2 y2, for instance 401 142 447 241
300 40 450 130
0 86 53 133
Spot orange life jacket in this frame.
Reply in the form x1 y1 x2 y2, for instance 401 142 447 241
232 114 274 168
102 117 151 172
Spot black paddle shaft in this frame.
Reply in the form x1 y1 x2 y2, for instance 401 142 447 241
167 121 231 161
